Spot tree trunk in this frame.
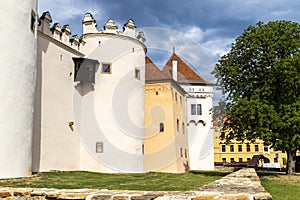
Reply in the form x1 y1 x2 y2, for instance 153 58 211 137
286 148 296 175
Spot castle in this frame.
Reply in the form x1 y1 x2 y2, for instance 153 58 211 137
0 1 214 178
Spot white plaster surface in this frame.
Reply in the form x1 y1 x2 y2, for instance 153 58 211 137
0 0 37 178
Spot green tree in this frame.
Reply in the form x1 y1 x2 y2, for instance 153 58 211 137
213 20 300 175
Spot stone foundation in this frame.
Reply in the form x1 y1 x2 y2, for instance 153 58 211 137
0 168 271 199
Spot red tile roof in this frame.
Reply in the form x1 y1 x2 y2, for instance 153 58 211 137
145 57 170 81
162 53 214 85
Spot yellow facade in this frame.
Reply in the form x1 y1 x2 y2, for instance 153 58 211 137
214 128 295 168
144 81 189 173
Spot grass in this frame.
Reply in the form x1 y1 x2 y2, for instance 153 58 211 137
0 171 230 191
257 171 300 200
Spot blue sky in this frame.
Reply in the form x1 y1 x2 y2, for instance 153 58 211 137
38 0 300 103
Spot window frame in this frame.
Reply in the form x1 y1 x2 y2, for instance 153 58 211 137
101 62 112 74
159 123 164 132
96 142 104 153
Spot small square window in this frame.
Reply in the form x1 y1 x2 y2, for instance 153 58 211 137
246 144 251 152
197 104 202 115
238 145 242 152
102 63 111 73
222 158 226 162
159 123 164 132
230 145 234 152
254 145 259 152
221 145 226 152
230 158 235 163
191 104 196 115
96 142 103 153
135 68 140 80
239 158 243 162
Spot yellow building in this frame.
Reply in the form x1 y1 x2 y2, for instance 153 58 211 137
214 127 291 169
144 57 189 173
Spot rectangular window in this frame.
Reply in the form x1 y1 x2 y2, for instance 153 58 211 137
230 158 235 163
197 104 202 115
274 158 278 163
222 158 226 162
238 145 242 152
263 145 269 152
191 104 196 115
239 158 243 162
30 10 36 33
102 63 111 73
180 96 182 105
177 119 180 132
254 145 259 152
246 144 251 152
159 123 164 132
135 68 140 80
221 145 226 152
230 145 234 152
180 148 183 157
185 149 188 158
247 158 251 161
142 144 144 155
182 123 185 134
96 142 104 153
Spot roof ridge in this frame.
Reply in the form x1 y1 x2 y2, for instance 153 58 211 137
145 57 170 81
162 53 213 85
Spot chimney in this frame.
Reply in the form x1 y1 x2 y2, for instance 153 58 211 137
172 59 178 81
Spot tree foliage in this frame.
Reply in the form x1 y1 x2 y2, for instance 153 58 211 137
213 20 300 174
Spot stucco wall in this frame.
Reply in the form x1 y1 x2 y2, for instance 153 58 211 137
33 32 83 172
75 33 146 173
0 0 37 178
184 85 214 170
144 82 189 173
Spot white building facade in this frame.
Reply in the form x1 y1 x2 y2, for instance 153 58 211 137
162 54 215 170
32 12 146 173
0 0 38 179
0 2 215 178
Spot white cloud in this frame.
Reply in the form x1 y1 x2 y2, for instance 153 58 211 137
38 0 103 23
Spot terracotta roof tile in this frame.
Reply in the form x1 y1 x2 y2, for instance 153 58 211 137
145 57 170 81
162 53 214 85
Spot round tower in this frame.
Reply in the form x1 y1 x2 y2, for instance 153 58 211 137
0 0 37 178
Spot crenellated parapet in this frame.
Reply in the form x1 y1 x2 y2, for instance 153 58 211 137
37 11 146 53
38 11 86 52
82 13 146 42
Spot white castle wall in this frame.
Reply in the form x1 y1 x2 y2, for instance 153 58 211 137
76 32 146 173
0 0 37 178
32 30 84 172
182 85 214 170
33 12 146 173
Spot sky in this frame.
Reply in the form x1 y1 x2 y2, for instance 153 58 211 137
38 0 300 104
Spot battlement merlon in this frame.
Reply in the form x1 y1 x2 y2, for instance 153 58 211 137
37 11 146 53
82 13 146 43
38 11 86 52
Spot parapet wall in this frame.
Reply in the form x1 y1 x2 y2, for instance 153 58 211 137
37 11 146 54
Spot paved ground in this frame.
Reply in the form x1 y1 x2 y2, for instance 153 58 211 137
0 168 272 199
